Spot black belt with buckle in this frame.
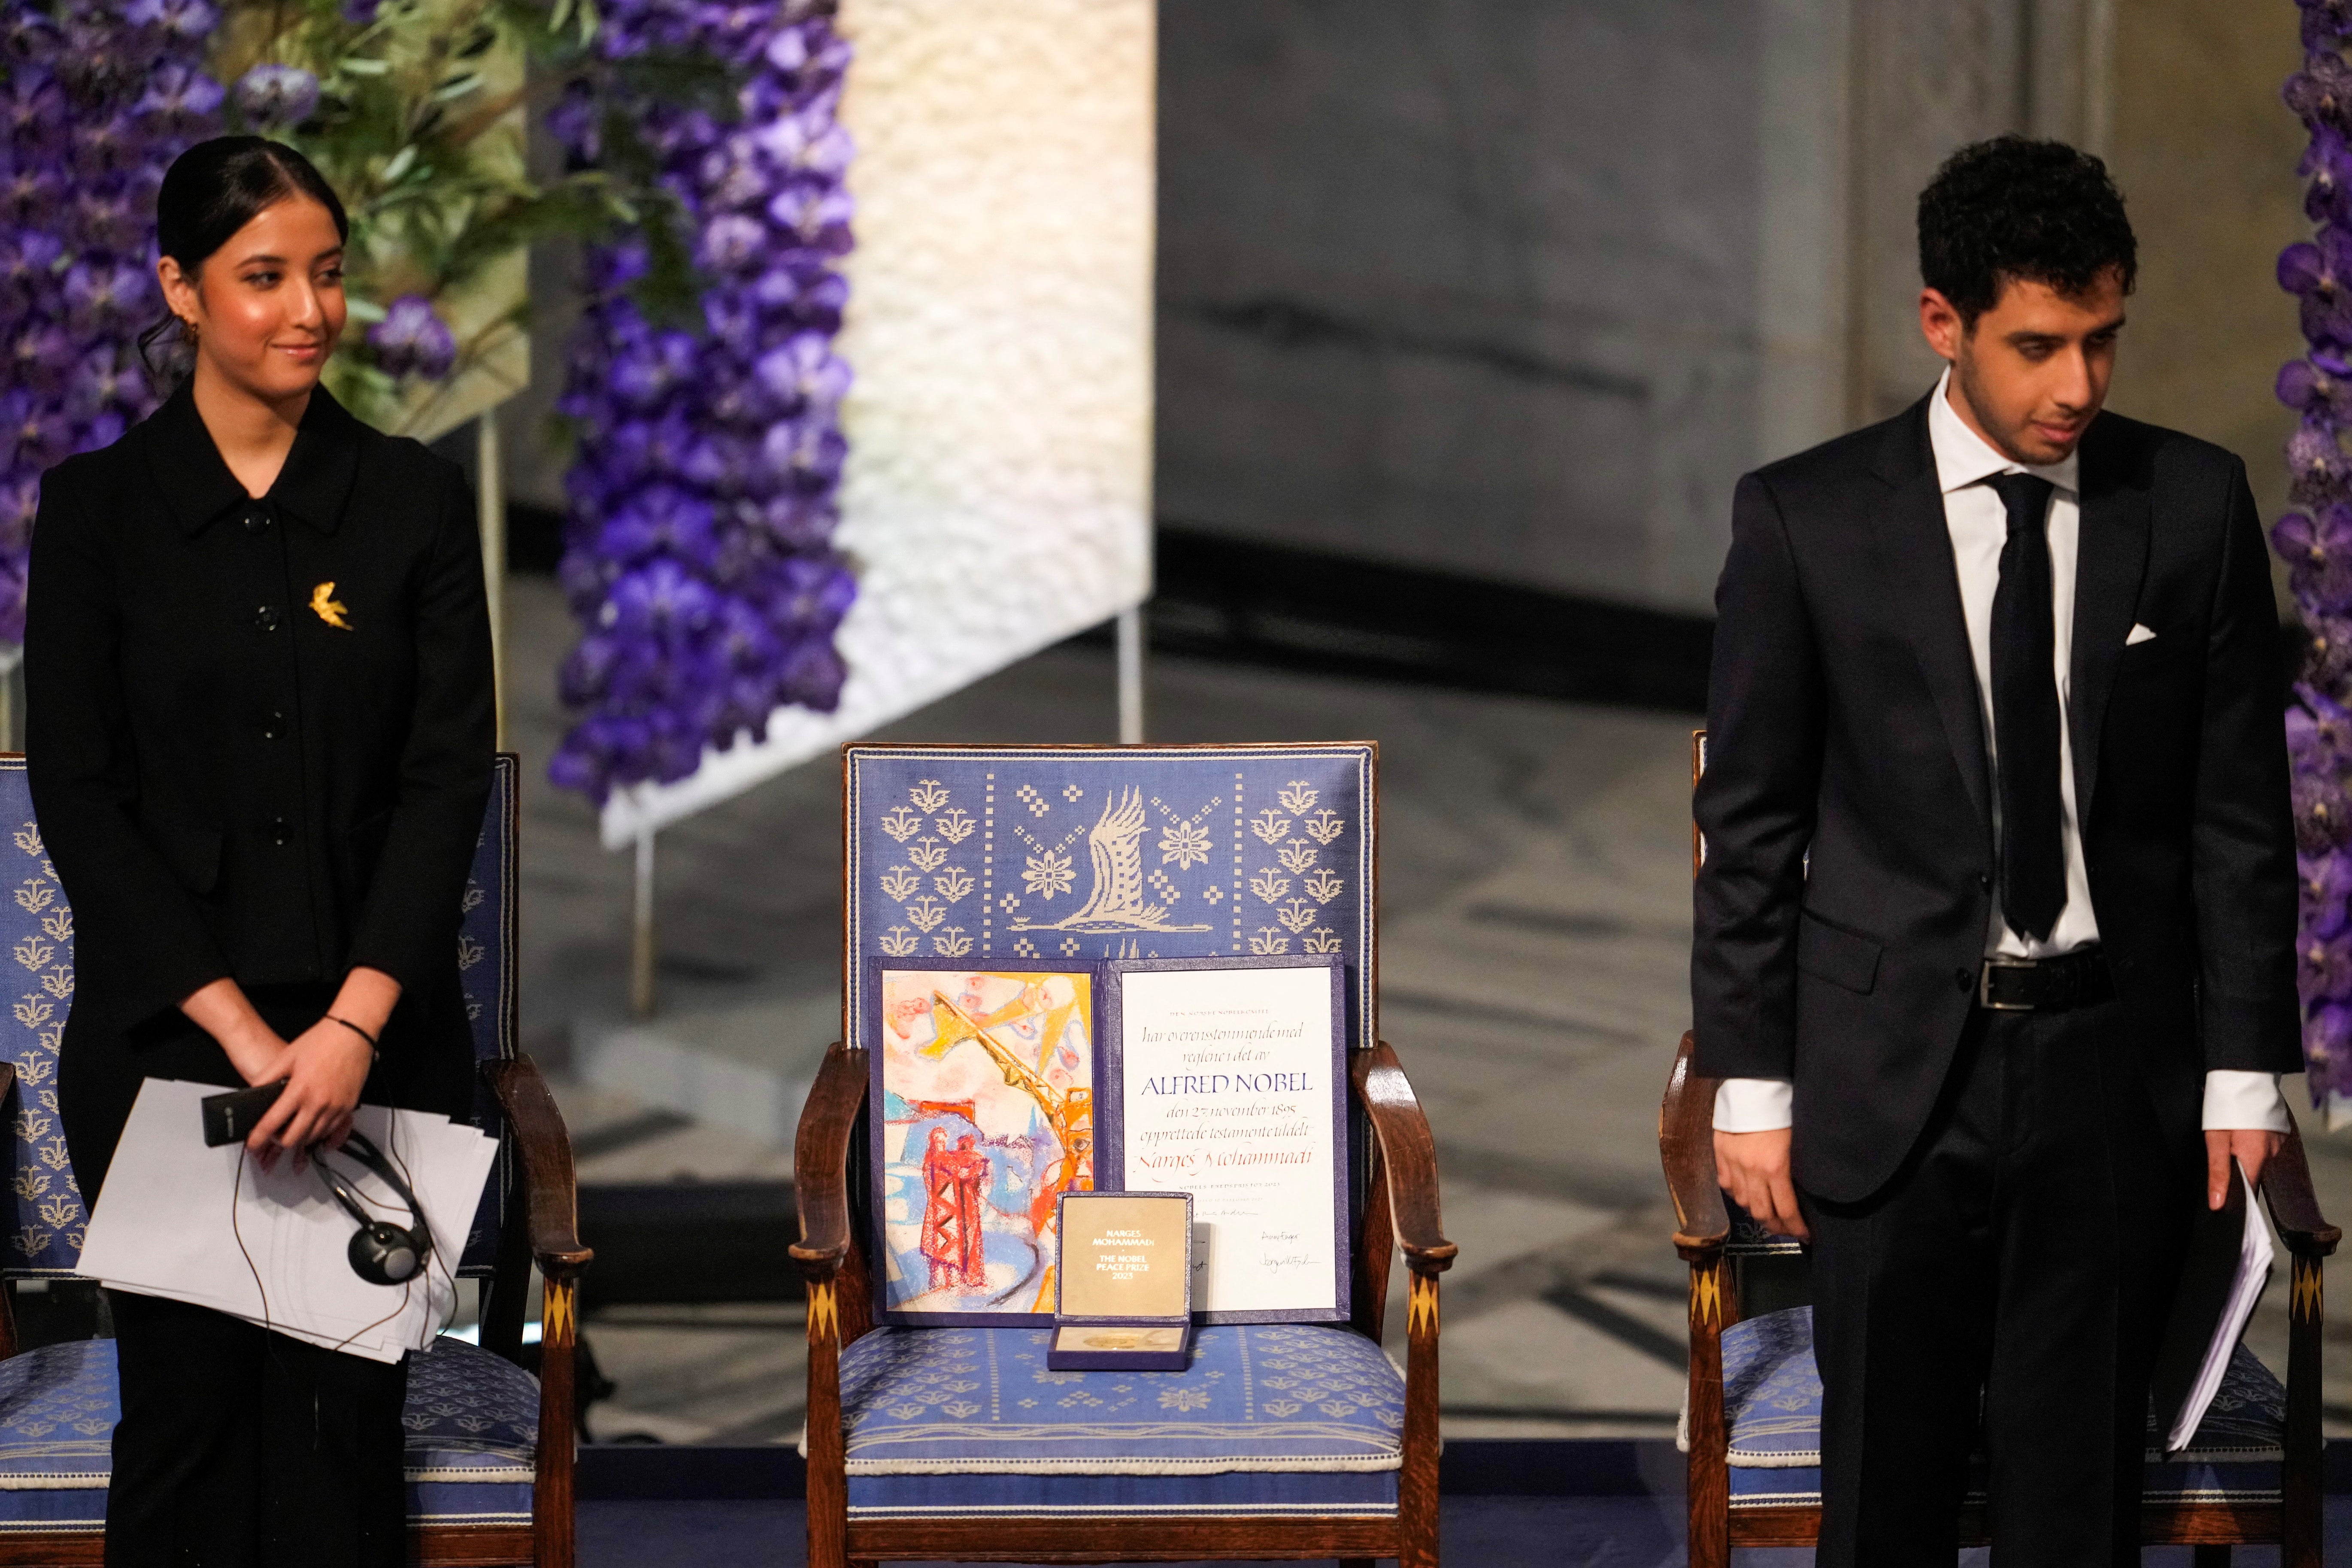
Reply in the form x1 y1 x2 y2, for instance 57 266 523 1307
1976 949 2113 1013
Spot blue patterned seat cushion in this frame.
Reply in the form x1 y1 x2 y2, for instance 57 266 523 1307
0 1336 536 1531
825 1324 1403 1520
1705 1306 2285 1509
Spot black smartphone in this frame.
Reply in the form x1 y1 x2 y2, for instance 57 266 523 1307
200 1081 287 1148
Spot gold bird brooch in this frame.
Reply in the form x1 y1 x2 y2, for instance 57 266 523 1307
309 581 353 631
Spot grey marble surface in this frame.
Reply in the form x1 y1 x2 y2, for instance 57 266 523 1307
503 574 2352 1445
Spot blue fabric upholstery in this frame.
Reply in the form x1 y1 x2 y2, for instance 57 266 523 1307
0 756 521 1280
0 1337 536 1532
0 763 88 1278
844 749 1375 1053
454 754 520 1276
1711 1306 2286 1509
828 1324 1403 1520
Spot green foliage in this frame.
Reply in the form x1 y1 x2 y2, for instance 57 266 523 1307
210 0 649 432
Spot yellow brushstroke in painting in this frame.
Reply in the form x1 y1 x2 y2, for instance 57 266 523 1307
926 988 1095 1311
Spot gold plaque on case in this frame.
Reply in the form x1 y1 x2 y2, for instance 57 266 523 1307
1052 1325 1188 1354
1056 1193 1190 1319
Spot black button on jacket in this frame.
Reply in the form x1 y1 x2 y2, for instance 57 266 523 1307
24 380 494 1054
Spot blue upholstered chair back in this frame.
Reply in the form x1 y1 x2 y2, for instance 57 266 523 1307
0 754 520 1279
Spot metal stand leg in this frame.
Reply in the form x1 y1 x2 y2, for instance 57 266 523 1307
1116 605 1144 744
477 409 508 751
630 827 657 1019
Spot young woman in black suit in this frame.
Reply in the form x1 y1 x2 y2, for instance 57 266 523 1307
24 137 491 1566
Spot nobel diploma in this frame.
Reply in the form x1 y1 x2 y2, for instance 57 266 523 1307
1115 963 1341 1317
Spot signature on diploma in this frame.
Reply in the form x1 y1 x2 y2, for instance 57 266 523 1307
1259 1230 1307 1271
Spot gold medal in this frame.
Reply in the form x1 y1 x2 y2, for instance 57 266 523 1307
309 581 353 630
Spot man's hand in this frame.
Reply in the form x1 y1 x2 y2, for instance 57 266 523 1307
1715 1126 1810 1241
2205 1127 2285 1210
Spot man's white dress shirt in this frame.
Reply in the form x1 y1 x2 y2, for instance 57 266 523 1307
1714 372 2289 1136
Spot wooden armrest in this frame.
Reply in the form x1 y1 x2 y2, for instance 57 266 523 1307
2262 1107 2342 1258
792 1041 865 1282
1353 1041 1456 1275
482 1055 592 1280
1661 1031 1730 1259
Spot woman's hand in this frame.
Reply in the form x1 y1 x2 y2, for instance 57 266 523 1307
179 976 290 1088
247 1019 373 1168
245 966 401 1166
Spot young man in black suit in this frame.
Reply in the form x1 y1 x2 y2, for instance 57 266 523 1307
1691 136 2300 1564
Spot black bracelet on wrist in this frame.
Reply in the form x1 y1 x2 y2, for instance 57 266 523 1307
326 1014 380 1055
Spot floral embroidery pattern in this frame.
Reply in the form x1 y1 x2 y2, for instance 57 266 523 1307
836 1325 1403 1470
1023 849 1075 901
850 749 1369 1037
2 814 79 1271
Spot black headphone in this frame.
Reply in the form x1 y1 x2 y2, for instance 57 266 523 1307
313 1131 433 1286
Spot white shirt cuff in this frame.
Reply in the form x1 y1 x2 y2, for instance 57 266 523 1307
1714 1077 1793 1133
1716 1073 2285 1134
2202 1070 2290 1133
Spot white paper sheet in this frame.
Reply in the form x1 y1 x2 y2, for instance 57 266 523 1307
76 1080 500 1363
2165 1168 2276 1452
1115 964 1339 1316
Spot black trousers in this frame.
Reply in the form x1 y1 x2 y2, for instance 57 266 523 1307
1802 998 2191 1567
105 1290 407 1568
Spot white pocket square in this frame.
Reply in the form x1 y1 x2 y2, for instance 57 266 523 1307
2125 623 2157 645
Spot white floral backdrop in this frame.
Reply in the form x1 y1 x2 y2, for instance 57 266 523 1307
597 0 1156 848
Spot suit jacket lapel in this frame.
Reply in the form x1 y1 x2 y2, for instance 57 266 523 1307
1871 400 1993 850
2067 416 2151 824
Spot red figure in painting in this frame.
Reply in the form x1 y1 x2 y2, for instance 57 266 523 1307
920 1129 990 1291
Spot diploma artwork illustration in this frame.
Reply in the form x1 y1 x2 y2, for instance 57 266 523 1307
1102 957 1349 1321
869 966 1096 1322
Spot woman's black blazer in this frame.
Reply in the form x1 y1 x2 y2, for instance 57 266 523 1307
23 380 493 1079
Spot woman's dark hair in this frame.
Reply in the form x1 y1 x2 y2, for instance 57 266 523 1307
137 136 351 375
1917 136 2137 327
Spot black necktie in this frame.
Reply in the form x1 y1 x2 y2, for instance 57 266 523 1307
1988 470 2064 943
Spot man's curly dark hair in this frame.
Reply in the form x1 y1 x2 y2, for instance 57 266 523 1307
1918 136 2136 325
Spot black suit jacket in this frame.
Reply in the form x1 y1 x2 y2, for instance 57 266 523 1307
24 380 492 1072
1691 394 2300 1204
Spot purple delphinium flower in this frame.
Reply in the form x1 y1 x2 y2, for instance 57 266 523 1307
132 61 225 140
547 10 859 802
232 63 319 129
0 1 215 664
2305 852 2352 943
366 294 457 380
2279 0 2352 1104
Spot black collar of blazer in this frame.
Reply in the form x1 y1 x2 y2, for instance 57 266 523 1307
142 376 363 538
1867 388 2153 846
